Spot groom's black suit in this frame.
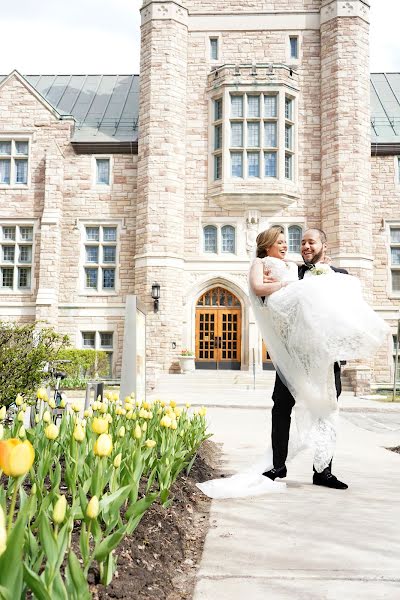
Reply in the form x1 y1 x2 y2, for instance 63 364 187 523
271 263 349 470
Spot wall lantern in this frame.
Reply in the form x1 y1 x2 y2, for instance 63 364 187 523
151 283 161 313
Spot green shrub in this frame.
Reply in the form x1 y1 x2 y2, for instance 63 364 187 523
0 322 69 407
56 348 110 382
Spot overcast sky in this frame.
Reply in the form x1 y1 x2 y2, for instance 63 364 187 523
0 0 398 74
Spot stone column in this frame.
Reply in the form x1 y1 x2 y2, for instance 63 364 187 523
136 1 188 387
320 0 372 389
35 142 63 326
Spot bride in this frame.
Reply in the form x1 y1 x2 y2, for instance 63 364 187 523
196 226 389 499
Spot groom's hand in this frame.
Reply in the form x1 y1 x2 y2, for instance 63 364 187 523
263 269 279 284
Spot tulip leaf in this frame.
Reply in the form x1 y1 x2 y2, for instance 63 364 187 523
93 527 126 562
38 513 58 566
23 564 52 600
100 551 117 587
0 585 12 600
66 551 91 600
98 484 132 514
0 501 29 594
125 492 158 522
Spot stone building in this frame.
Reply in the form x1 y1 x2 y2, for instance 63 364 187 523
0 0 398 392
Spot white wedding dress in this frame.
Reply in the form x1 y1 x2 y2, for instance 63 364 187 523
196 257 390 499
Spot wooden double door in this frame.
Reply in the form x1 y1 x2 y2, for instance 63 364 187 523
195 287 241 370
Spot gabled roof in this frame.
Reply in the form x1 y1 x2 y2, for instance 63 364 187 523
0 73 139 146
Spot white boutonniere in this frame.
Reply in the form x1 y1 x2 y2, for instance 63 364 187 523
310 263 331 276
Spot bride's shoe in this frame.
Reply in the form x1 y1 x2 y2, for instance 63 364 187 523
262 466 287 481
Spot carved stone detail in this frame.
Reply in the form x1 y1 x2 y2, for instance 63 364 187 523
320 0 370 25
141 1 188 26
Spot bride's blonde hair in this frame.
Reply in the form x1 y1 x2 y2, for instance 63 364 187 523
256 226 284 259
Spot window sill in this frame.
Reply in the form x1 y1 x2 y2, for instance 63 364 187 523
208 179 300 211
0 184 30 190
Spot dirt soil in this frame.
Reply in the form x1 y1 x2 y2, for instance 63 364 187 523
92 440 220 600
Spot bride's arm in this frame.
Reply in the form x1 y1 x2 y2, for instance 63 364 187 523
249 260 288 297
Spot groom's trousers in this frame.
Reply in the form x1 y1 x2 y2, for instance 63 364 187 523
271 363 342 469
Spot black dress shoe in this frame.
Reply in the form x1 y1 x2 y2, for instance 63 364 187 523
313 470 348 490
262 466 287 481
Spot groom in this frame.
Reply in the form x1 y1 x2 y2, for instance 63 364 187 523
264 228 348 490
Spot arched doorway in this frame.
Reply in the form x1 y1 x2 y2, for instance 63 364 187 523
195 286 242 370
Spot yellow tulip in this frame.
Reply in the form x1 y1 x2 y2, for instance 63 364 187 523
118 426 125 438
37 388 48 400
0 424 3 440
113 453 122 468
17 411 24 422
31 483 37 495
134 424 142 440
142 422 147 432
84 409 93 418
48 399 56 410
34 414 40 424
125 402 133 412
59 398 66 409
53 495 67 524
160 416 172 428
0 406 6 420
199 406 207 417
145 439 156 449
99 403 107 414
185 403 191 409
86 496 99 519
42 411 51 423
15 394 23 406
92 417 108 434
18 426 26 438
171 421 177 430
174 407 181 417
73 423 85 442
169 400 177 408
0 505 6 557
130 392 135 399
139 408 146 419
0 439 35 477
105 414 112 424
71 403 81 413
21 403 27 411
111 393 119 403
126 411 134 420
93 433 113 457
45 424 59 440
135 400 141 408
160 401 166 408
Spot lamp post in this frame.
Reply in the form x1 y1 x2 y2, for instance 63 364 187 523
151 283 161 313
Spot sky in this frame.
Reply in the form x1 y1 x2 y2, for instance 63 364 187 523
0 0 398 75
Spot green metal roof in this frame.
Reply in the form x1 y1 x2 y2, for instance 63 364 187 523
371 73 400 145
0 72 399 148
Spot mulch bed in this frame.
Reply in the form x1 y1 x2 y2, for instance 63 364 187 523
92 440 220 600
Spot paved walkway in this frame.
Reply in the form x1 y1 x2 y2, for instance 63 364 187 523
151 375 400 600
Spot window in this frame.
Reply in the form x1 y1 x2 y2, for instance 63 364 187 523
82 330 114 377
272 223 303 254
288 225 302 253
390 227 400 293
203 224 236 255
0 139 29 186
95 158 111 186
0 224 33 291
221 225 235 253
204 225 217 253
211 90 296 183
397 157 400 184
83 225 117 292
290 36 299 59
210 38 219 60
212 98 223 181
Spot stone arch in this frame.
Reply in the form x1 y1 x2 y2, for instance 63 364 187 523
183 276 250 369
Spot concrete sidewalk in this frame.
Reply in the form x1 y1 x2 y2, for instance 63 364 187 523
150 378 400 600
